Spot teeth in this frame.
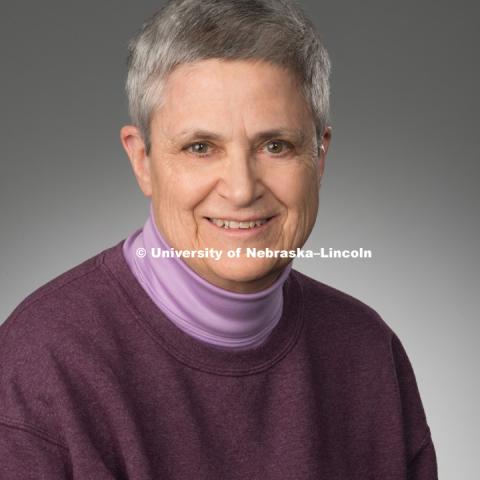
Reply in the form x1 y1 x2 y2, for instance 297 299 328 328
210 218 269 229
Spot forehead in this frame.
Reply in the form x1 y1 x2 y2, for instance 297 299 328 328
153 58 313 133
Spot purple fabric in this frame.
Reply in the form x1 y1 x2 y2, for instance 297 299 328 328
0 240 438 479
122 202 292 350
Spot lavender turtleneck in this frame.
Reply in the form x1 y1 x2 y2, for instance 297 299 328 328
122 203 292 350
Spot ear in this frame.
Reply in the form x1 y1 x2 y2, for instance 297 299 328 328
317 125 332 180
120 125 152 197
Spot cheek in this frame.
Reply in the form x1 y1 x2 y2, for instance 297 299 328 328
152 161 215 216
268 166 318 214
267 166 319 244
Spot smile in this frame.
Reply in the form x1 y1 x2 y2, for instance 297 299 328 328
206 217 274 229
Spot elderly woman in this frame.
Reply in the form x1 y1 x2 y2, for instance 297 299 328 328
0 0 437 479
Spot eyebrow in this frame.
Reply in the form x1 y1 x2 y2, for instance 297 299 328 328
176 128 307 145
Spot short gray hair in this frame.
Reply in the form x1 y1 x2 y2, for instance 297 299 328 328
126 0 331 154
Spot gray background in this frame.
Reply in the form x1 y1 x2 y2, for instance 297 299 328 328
1 1 478 476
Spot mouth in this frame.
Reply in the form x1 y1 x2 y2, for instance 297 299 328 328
204 216 276 235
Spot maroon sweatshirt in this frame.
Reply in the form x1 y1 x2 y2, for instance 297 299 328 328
0 239 438 479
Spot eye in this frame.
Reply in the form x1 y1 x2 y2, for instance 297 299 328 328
264 140 293 155
185 142 211 156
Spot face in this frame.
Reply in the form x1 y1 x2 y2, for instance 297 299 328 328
121 59 331 293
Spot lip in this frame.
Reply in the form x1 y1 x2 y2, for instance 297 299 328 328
206 215 274 223
204 215 276 236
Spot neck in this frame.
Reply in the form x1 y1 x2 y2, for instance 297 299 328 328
122 203 293 350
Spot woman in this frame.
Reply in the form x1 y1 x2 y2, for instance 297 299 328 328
0 0 437 478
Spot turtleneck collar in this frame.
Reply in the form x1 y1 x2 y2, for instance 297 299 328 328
122 203 293 350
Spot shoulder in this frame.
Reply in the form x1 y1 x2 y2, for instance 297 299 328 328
0 241 127 389
290 271 432 463
0 242 125 438
1 244 117 348
290 268 394 346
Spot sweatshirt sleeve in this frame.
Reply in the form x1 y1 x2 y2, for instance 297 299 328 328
390 333 438 479
0 417 71 478
0 302 73 478
407 431 438 480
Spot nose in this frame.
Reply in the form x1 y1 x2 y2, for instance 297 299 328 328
217 147 263 206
